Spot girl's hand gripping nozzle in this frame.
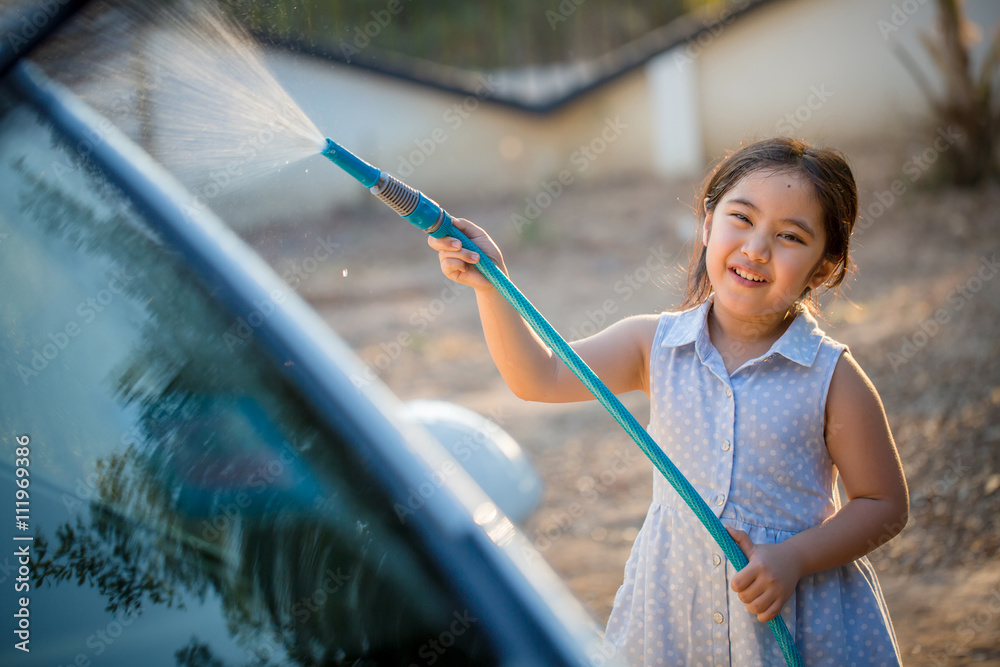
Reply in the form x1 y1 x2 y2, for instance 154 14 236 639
321 138 455 239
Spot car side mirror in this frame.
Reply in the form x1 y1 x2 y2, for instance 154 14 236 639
403 400 544 525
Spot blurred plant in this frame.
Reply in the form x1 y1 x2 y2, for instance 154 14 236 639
899 0 1000 185
238 0 728 69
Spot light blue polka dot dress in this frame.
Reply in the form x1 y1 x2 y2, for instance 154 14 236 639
604 300 902 666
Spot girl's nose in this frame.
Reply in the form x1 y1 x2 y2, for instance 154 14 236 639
742 234 770 262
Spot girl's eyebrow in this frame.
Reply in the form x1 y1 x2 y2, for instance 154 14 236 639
728 197 817 239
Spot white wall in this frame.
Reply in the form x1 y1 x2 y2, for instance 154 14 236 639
220 51 655 229
646 45 704 179
695 0 1000 161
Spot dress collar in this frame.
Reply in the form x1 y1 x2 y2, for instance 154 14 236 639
661 298 826 368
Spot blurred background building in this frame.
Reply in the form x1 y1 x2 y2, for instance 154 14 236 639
219 0 1000 228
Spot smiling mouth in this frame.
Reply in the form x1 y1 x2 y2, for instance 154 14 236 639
731 266 769 283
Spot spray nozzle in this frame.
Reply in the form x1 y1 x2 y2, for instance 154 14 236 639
321 138 453 238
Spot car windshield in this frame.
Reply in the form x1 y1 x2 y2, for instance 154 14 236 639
0 80 497 666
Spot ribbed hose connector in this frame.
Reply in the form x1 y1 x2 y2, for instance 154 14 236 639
371 173 420 217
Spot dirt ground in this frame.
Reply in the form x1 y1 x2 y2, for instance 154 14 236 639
246 141 1000 665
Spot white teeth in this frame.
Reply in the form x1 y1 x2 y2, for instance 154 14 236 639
734 267 766 282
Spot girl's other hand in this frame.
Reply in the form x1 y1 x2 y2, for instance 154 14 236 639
727 527 803 623
427 217 507 291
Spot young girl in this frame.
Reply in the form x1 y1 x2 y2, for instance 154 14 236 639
428 137 908 666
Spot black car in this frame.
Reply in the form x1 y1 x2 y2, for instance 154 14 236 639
0 1 614 665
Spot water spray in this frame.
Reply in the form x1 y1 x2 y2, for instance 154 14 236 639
321 138 804 666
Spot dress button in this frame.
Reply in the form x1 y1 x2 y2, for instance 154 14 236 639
715 494 725 506
712 554 722 566
713 612 725 624
721 439 731 451
725 388 732 398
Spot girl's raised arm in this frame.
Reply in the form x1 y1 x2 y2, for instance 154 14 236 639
428 217 658 403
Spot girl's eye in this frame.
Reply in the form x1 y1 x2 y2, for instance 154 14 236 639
732 213 751 224
780 233 804 244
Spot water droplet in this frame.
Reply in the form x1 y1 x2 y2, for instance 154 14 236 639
342 269 348 278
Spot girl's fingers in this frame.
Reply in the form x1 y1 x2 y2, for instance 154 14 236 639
436 246 488 288
427 235 462 251
440 257 469 278
442 247 480 266
726 527 755 557
757 599 784 623
729 559 788 622
727 528 759 592
734 578 774 617
745 592 782 622
427 235 479 263
450 216 480 235
734 571 766 603
426 218 504 287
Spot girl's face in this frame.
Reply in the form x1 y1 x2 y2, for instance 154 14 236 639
703 169 834 320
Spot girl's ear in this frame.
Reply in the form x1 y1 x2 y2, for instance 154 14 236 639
702 208 713 247
807 257 837 290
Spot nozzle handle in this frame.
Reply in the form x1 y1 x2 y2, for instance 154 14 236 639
321 139 454 238
370 172 454 238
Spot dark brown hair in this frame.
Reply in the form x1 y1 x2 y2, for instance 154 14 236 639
679 137 858 311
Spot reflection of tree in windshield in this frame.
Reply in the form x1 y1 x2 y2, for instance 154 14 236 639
175 637 226 667
11 127 494 665
33 449 204 617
